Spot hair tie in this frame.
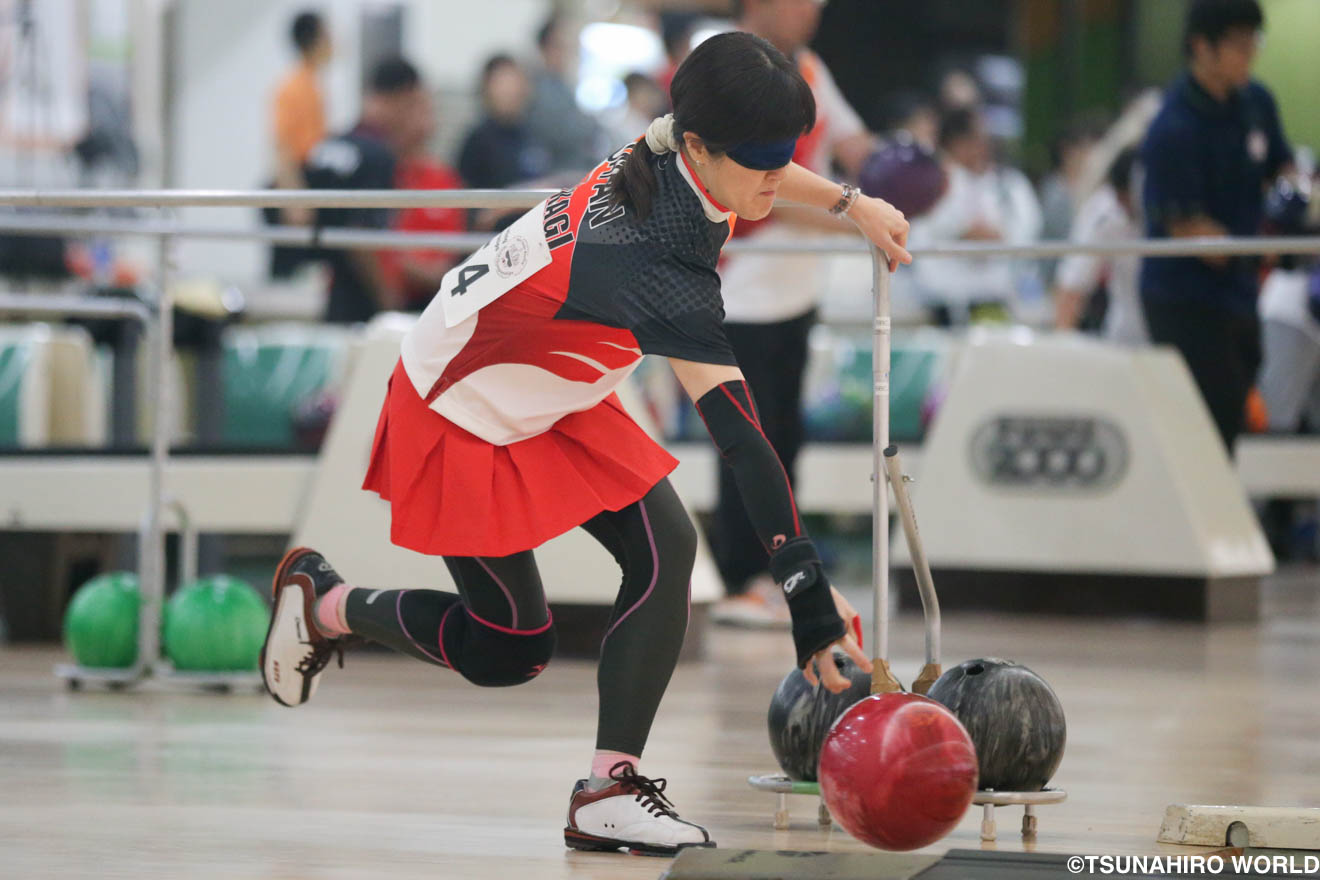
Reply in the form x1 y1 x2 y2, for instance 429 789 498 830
645 114 677 154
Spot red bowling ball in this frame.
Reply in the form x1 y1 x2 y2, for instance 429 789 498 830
818 692 979 851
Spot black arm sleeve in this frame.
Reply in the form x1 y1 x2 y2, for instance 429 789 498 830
694 379 801 548
695 380 845 667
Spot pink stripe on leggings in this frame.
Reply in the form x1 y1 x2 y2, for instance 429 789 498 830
465 607 554 636
601 499 659 646
437 604 456 669
396 591 450 668
475 557 520 630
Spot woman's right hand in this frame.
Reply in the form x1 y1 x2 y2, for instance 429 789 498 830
849 194 912 273
801 586 873 693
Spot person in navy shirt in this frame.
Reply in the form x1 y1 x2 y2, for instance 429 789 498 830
1141 0 1292 452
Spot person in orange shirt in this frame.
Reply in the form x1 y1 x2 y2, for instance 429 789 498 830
271 11 331 225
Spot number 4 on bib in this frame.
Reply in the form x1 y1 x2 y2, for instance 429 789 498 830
449 263 489 297
439 202 554 328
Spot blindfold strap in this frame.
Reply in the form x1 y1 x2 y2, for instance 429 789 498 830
726 138 798 171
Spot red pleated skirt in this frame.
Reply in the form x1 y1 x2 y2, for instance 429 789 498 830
362 360 679 557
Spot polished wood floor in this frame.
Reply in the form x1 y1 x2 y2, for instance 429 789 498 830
2 569 1317 879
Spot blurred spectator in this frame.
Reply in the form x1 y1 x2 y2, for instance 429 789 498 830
1258 263 1320 433
909 106 1043 325
601 72 666 153
1257 167 1318 559
860 91 946 222
656 13 698 101
1039 121 1101 297
1039 122 1101 248
1053 147 1147 344
271 11 331 227
875 91 940 152
710 0 877 628
939 69 982 112
524 14 605 178
458 55 550 193
1140 0 1292 453
1075 88 1163 209
304 56 422 324
377 88 465 313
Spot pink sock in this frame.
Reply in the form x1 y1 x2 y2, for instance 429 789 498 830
587 750 640 791
313 584 352 637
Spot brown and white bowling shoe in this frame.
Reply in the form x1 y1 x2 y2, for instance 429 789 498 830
564 762 715 856
260 547 352 707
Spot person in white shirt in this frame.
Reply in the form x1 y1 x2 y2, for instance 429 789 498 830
909 106 1043 325
711 0 876 628
1054 148 1147 345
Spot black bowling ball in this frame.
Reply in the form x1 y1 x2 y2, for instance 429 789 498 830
767 655 871 782
927 657 1065 792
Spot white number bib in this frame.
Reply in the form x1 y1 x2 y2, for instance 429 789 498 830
439 201 553 328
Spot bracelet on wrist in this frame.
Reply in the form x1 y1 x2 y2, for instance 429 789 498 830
828 183 860 217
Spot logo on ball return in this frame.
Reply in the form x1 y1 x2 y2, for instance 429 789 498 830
970 414 1127 490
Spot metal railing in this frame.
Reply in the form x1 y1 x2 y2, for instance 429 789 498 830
2 186 1315 691
3 195 1320 258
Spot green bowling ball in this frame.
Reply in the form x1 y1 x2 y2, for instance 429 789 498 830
63 572 141 668
162 575 270 671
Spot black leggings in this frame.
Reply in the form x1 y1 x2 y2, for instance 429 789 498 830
345 478 697 757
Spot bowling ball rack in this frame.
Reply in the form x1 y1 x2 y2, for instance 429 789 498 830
748 773 1067 842
747 241 1068 847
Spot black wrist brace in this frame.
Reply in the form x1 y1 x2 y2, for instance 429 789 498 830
770 537 846 669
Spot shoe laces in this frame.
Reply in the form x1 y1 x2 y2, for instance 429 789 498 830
294 635 360 676
608 762 678 818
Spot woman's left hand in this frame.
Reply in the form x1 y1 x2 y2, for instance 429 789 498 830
849 194 912 272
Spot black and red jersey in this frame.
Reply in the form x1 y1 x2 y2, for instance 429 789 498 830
400 144 739 445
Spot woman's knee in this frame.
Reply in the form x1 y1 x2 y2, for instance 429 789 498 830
670 509 698 571
457 624 556 688
647 488 698 571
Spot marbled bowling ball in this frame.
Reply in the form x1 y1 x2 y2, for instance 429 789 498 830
767 655 871 781
818 693 979 850
926 657 1066 791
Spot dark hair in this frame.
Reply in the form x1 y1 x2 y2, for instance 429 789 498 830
610 31 815 220
938 106 979 150
537 15 561 50
291 11 324 54
480 53 519 88
876 90 936 135
1106 146 1138 194
1184 0 1263 57
367 56 420 95
1048 118 1104 169
659 12 699 58
623 72 657 95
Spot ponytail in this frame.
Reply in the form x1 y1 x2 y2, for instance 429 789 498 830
610 138 659 220
610 114 682 221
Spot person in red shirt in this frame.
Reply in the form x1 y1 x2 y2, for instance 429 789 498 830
260 32 909 857
377 89 466 312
